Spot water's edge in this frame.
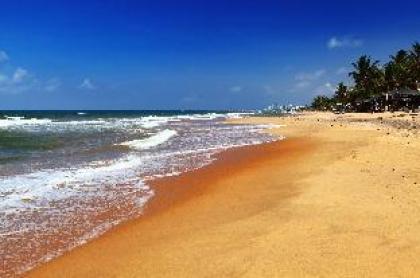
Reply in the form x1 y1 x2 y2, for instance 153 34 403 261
0 112 283 277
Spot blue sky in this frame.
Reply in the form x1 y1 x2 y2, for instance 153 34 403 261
0 0 419 110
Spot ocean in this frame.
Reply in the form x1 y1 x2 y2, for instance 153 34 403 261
0 110 280 276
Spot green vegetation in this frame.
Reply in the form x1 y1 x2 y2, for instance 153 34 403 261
311 95 334 111
311 42 420 110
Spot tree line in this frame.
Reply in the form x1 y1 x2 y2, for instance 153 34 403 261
312 42 420 110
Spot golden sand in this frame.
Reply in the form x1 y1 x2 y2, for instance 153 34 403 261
26 112 420 277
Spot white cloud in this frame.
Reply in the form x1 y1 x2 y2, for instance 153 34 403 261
327 37 363 49
80 78 96 90
12 67 28 83
0 67 36 94
44 78 61 92
230 86 242 92
0 50 9 63
0 56 60 94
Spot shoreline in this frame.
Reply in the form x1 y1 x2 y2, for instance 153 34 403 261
26 113 420 277
1 113 273 277
26 136 314 277
144 138 303 218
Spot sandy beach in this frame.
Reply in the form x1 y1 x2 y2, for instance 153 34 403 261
26 112 420 277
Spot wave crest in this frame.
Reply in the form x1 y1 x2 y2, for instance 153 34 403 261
119 129 177 150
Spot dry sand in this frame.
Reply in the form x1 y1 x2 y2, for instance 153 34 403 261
26 112 420 277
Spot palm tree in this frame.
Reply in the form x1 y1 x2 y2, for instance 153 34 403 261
311 41 420 110
384 61 397 91
311 95 332 110
349 55 384 98
334 82 348 103
408 42 420 90
387 49 411 89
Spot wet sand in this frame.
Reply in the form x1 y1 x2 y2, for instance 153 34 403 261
26 113 420 277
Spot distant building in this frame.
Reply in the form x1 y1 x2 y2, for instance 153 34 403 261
342 88 420 113
383 88 420 112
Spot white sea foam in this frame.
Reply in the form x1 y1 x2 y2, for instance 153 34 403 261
119 129 177 150
0 112 243 132
0 117 52 128
0 154 152 212
0 120 273 212
138 113 226 128
0 130 274 214
138 116 173 128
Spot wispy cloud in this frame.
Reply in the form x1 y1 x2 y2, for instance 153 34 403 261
291 69 326 92
229 86 242 93
0 67 37 94
0 52 62 94
79 78 96 90
0 54 34 94
0 50 9 63
327 37 363 49
12 67 28 83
